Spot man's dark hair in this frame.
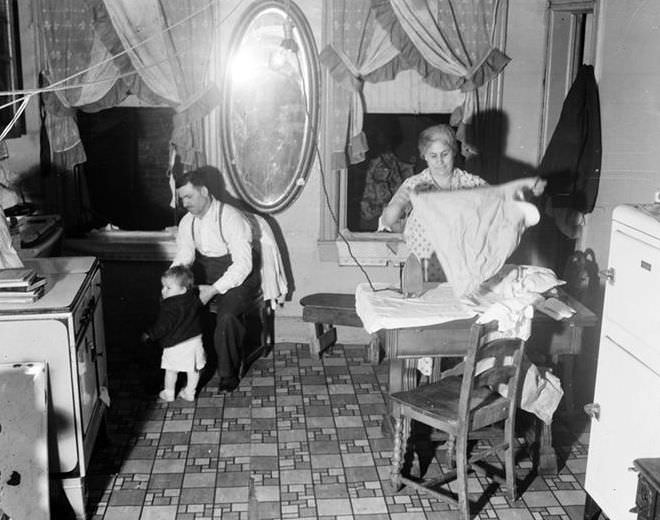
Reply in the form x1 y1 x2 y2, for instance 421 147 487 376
174 167 207 189
174 165 226 199
162 264 195 290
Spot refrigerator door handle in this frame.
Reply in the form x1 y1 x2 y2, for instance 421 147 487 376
598 267 615 284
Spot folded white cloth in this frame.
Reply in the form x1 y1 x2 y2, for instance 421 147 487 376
355 282 476 335
255 215 288 308
520 365 564 425
467 264 567 340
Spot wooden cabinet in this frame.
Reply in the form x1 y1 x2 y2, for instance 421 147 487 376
0 256 107 520
634 459 660 520
584 205 660 520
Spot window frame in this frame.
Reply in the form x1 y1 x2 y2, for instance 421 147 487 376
317 1 509 265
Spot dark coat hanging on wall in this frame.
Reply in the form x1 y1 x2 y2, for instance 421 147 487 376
539 64 602 213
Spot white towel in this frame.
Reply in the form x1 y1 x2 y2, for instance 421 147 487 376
355 282 477 335
255 215 288 308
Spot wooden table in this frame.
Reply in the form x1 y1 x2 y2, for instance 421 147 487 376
383 290 598 474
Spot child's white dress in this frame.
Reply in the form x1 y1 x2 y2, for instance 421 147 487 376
161 334 205 373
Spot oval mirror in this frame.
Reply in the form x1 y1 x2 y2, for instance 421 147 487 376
221 0 320 213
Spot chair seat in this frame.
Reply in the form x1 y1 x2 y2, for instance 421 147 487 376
391 376 508 429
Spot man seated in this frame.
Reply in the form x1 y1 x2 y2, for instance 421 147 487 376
172 167 261 393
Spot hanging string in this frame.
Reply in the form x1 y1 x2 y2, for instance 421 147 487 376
0 0 247 136
0 0 245 100
0 95 31 142
42 0 219 93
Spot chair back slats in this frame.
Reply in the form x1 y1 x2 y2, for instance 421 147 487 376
473 338 524 390
474 365 517 389
479 337 523 361
457 322 526 434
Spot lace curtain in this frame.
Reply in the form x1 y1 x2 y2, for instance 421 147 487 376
322 0 509 165
37 0 218 170
320 0 399 167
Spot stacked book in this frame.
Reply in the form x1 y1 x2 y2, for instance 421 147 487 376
0 267 47 304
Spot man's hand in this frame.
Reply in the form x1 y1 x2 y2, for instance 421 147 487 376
198 284 220 305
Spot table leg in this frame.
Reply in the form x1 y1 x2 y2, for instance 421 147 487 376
368 332 381 365
553 353 576 413
308 322 336 359
537 419 558 474
384 358 419 436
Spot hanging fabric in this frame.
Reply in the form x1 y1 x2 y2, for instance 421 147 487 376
319 0 398 167
370 0 510 151
320 1 400 166
35 0 219 171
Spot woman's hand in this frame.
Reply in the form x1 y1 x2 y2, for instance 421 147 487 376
502 176 547 200
380 183 413 230
530 177 547 197
198 284 219 305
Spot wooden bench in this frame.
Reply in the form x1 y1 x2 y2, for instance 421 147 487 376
300 293 381 364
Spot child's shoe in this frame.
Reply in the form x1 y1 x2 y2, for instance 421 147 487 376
177 388 196 402
158 389 175 402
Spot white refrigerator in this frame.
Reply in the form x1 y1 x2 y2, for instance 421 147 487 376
585 204 660 519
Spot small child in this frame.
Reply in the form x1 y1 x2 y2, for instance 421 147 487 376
142 265 205 402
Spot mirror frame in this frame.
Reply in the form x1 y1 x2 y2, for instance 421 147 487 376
221 0 320 213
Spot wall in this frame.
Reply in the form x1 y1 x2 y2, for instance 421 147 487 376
581 1 660 267
500 0 660 272
500 0 547 172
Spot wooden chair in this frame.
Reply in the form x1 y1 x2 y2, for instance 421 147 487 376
208 290 273 378
389 321 526 519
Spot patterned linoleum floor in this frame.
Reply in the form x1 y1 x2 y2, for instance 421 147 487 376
82 341 591 520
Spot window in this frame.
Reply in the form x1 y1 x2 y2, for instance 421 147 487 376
0 0 23 138
318 4 508 265
77 107 179 231
346 113 451 233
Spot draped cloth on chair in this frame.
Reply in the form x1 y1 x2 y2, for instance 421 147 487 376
37 0 218 170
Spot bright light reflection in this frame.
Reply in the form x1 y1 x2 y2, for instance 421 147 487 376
230 46 261 84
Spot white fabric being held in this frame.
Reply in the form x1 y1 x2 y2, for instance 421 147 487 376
410 186 540 297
